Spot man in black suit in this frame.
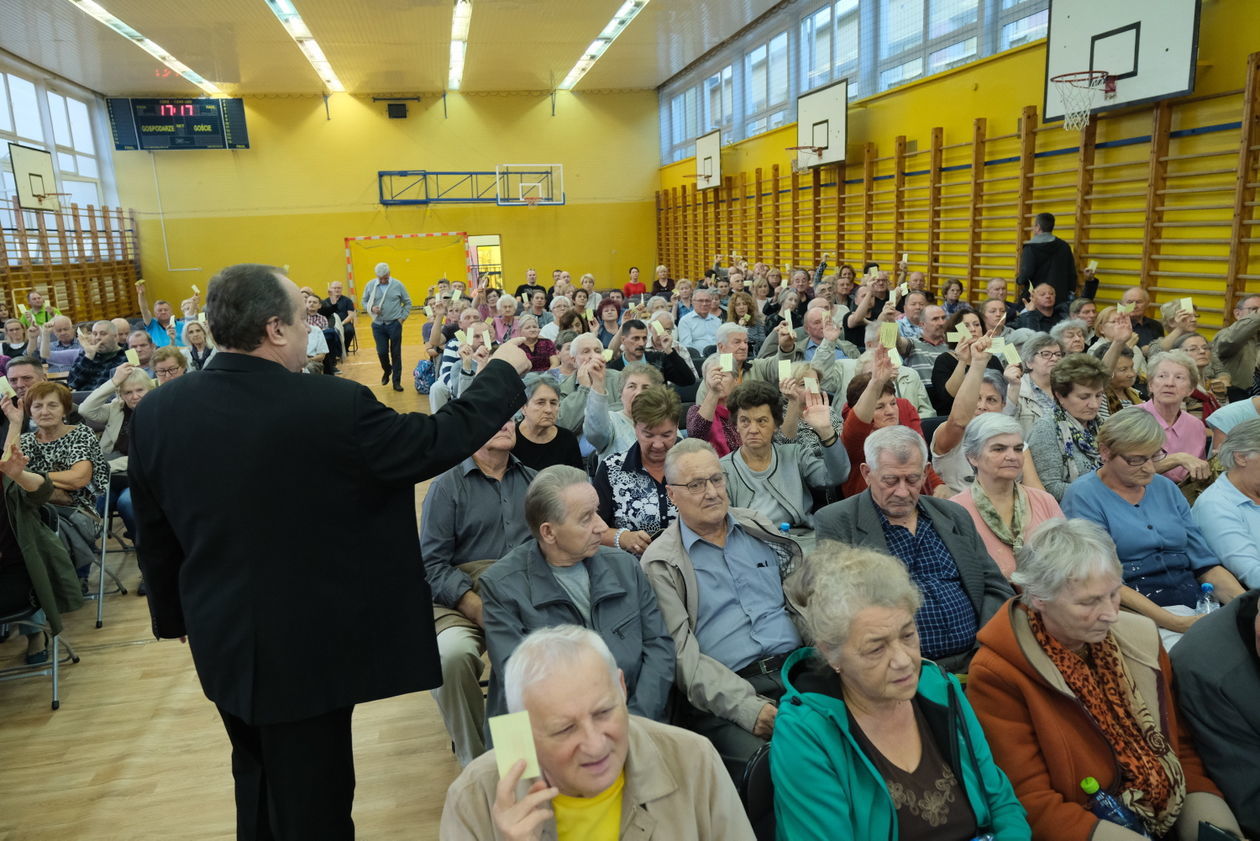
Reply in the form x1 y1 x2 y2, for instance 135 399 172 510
814 424 1012 673
129 263 531 841
1016 211 1098 303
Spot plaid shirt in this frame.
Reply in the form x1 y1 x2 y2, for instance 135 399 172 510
67 347 126 391
877 502 978 660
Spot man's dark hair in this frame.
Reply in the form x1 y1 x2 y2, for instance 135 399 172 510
727 380 785 428
1035 212 1055 232
862 261 880 275
623 319 647 333
206 263 295 352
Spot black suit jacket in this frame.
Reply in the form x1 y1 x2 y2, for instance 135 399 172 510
607 349 696 386
814 491 1013 672
129 352 525 725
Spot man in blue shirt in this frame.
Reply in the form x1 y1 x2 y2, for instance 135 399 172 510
641 437 805 777
677 289 721 355
362 262 412 391
136 281 185 348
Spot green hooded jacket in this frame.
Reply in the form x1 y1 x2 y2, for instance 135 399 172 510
5 474 84 634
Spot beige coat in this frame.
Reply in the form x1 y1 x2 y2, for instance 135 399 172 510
79 378 132 471
439 715 755 841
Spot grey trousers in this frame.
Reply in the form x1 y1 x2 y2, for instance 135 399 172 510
432 625 487 767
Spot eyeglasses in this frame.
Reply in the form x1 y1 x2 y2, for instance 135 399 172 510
1117 450 1167 467
154 367 181 378
668 473 726 494
1035 350 1065 360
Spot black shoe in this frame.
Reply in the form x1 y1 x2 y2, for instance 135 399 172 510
380 373 390 385
392 384 404 392
137 579 147 597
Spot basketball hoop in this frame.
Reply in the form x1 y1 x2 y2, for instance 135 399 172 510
1051 71 1117 131
522 196 541 209
785 145 825 156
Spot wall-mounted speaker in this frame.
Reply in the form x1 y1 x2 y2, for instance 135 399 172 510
387 103 408 119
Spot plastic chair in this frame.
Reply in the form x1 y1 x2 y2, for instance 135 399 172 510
739 741 775 841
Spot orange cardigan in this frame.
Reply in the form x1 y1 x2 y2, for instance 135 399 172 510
967 601 1229 841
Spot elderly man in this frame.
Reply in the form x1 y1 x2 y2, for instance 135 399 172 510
1119 285 1165 350
1013 282 1065 332
362 261 412 392
421 419 537 767
319 281 356 349
694 322 803 405
677 288 722 355
1016 211 1096 302
641 438 804 777
136 283 184 348
759 305 862 361
815 425 1012 671
19 288 61 327
1192 419 1260 589
38 315 82 373
479 466 674 723
0 356 51 439
906 303 949 386
67 320 127 391
986 278 1022 323
897 289 928 340
1214 293 1260 401
441 626 754 841
1171 588 1260 839
607 318 695 387
555 332 623 434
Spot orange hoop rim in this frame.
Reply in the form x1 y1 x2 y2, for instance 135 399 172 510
785 145 825 154
1051 70 1112 88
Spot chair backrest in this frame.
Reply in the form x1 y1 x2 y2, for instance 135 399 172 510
740 741 776 841
919 414 948 444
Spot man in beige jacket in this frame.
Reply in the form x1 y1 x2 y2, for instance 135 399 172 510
440 625 753 841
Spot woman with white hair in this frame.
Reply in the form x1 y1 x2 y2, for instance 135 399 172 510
491 293 520 343
1138 351 1211 485
1062 407 1243 647
1192 417 1260 589
512 376 583 471
1014 333 1062 434
772 545 1029 841
950 412 1062 578
539 294 570 341
1049 319 1087 355
968 517 1242 841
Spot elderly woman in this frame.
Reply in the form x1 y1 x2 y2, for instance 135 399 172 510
940 278 966 315
1025 353 1110 501
1138 351 1210 485
490 294 519 343
687 355 740 455
1090 304 1147 378
725 290 766 350
1069 297 1098 344
1167 332 1226 420
651 264 674 295
152 346 188 384
81 363 153 542
1192 418 1260 589
776 360 844 462
479 465 675 721
516 314 556 374
16 382 108 518
180 320 215 370
512 376 582 472
1049 318 1087 355
1152 298 1200 354
593 385 679 556
1014 334 1063 434
930 309 1003 416
931 341 1027 494
950 413 1062 578
585 362 662 461
472 285 501 321
1062 407 1243 648
968 517 1242 841
538 294 570 341
773 545 1029 841
720 381 849 532
1104 345 1142 416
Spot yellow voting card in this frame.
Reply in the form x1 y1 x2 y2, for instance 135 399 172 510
720 353 734 372
0 378 15 399
424 305 433 318
125 349 140 366
191 284 200 295
1002 344 1023 367
1117 303 1135 314
946 331 965 342
1179 297 1194 313
602 349 614 361
651 320 665 335
989 337 1006 351
1086 260 1098 273
879 321 898 349
488 711 540 780
455 330 468 344
888 348 903 367
778 360 792 380
804 377 820 394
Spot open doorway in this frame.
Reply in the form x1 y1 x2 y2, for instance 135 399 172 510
469 234 502 289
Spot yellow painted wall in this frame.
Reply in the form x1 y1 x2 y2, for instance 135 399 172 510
658 1 1260 334
113 90 660 306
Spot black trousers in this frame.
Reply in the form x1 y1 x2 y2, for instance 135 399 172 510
675 670 785 782
217 705 356 841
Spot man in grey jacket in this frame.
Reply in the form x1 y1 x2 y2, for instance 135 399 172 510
1171 589 1260 839
641 438 805 778
479 466 674 725
814 425 1012 673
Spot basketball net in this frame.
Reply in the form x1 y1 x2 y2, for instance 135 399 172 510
1051 71 1116 131
523 196 541 208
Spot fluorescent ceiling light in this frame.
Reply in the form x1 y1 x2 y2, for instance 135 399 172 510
448 0 472 90
558 0 649 90
60 0 221 95
263 0 345 92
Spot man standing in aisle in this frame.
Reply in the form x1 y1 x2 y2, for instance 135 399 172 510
130 263 532 841
363 262 411 391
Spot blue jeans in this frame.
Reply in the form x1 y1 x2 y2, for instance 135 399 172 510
371 320 403 385
96 477 136 539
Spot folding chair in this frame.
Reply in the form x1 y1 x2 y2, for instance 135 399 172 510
93 473 133 628
739 742 776 841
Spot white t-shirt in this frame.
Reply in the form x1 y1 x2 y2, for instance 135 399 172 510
931 435 973 495
1205 397 1260 435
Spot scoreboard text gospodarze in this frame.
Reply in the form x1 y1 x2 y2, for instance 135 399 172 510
106 98 250 151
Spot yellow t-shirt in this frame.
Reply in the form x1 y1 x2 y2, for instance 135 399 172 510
552 771 624 841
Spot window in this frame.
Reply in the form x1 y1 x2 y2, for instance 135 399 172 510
881 0 924 59
1001 10 1048 49
929 37 978 72
929 0 979 39
703 66 733 130
801 6 833 90
7 74 41 141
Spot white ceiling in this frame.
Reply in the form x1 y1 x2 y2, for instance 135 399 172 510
0 0 781 95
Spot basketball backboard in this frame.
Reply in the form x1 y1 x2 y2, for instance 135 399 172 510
495 164 565 206
1043 0 1201 123
694 130 721 190
7 143 61 212
795 80 848 169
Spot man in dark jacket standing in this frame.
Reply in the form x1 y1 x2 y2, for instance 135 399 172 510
129 263 531 841
1016 212 1097 303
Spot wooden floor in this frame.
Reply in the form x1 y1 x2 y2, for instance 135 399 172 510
0 327 462 841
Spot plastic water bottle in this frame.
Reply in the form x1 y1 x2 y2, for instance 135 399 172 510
1196 582 1219 616
779 522 791 537
1080 777 1150 838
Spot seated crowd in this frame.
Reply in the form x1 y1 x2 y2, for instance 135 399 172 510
422 230 1260 841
